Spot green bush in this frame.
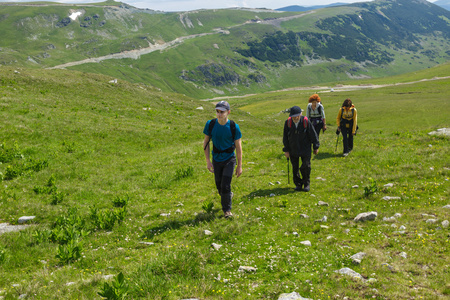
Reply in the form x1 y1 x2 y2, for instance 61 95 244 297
98 272 129 300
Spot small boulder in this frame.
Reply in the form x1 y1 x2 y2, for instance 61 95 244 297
354 212 377 222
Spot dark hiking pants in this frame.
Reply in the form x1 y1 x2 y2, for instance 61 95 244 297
213 156 236 212
290 155 311 188
341 123 354 154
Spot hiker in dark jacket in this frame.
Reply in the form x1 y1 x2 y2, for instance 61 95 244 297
283 106 320 192
203 101 242 218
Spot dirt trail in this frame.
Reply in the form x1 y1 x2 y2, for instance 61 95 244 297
48 32 215 69
201 76 450 101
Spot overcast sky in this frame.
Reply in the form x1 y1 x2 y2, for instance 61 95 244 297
0 0 438 12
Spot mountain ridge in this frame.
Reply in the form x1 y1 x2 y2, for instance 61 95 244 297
0 0 449 98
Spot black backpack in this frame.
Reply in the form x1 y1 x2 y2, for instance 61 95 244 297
204 118 236 153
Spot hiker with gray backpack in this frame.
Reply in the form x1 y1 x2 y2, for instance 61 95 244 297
305 93 327 139
283 106 320 192
203 101 242 218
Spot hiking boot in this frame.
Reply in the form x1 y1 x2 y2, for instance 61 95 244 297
302 185 310 192
343 152 349 157
295 185 303 191
224 211 233 218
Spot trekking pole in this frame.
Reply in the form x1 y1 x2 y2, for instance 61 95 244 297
287 157 290 185
335 130 340 152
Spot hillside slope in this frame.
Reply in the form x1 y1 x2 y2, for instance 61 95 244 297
0 64 449 299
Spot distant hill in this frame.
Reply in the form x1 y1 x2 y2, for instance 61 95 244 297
0 0 449 98
276 2 348 11
434 0 450 10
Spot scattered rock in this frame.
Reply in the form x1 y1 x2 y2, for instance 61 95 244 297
381 263 396 272
399 252 407 259
299 214 309 218
443 205 450 209
278 292 312 300
316 177 326 181
428 128 450 136
382 196 401 201
65 282 76 286
320 225 329 229
335 267 364 280
293 232 299 236
318 201 329 206
350 252 367 265
175 209 183 214
300 240 311 246
211 243 222 250
442 220 449 228
354 212 377 222
108 79 118 84
238 266 256 273
426 219 438 224
18 216 35 224
352 185 359 188
139 242 154 246
384 183 394 188
103 275 115 280
270 193 276 197
196 106 204 110
204 230 213 235
160 213 170 217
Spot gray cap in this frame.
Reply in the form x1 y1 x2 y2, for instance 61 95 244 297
215 101 230 111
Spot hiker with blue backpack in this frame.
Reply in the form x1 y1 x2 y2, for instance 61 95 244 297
336 98 358 157
203 101 242 218
283 106 320 192
305 94 327 139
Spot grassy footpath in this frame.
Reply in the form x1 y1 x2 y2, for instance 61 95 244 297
0 65 449 299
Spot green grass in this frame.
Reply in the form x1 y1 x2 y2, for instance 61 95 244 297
0 65 449 299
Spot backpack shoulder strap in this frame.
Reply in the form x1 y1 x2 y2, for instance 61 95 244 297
303 116 308 128
229 120 236 140
208 118 217 136
287 117 292 128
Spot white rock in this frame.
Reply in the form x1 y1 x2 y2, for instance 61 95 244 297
103 275 115 280
399 252 407 259
442 205 450 209
211 243 222 250
335 267 364 280
321 216 328 222
175 209 183 214
384 183 394 188
300 240 311 246
399 225 406 230
160 213 170 217
278 292 312 300
426 219 438 224
352 185 359 188
299 214 309 218
442 220 449 228
18 216 35 224
382 196 401 201
139 242 154 246
293 232 299 236
350 252 366 262
318 201 329 206
270 193 276 197
204 230 213 235
238 266 256 273
65 282 76 286
196 106 204 110
354 211 377 222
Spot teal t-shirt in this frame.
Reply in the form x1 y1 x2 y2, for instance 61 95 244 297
203 119 242 162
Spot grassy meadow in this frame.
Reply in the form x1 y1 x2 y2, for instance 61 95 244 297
0 64 449 299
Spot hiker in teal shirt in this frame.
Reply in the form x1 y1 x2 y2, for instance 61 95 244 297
203 101 242 218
